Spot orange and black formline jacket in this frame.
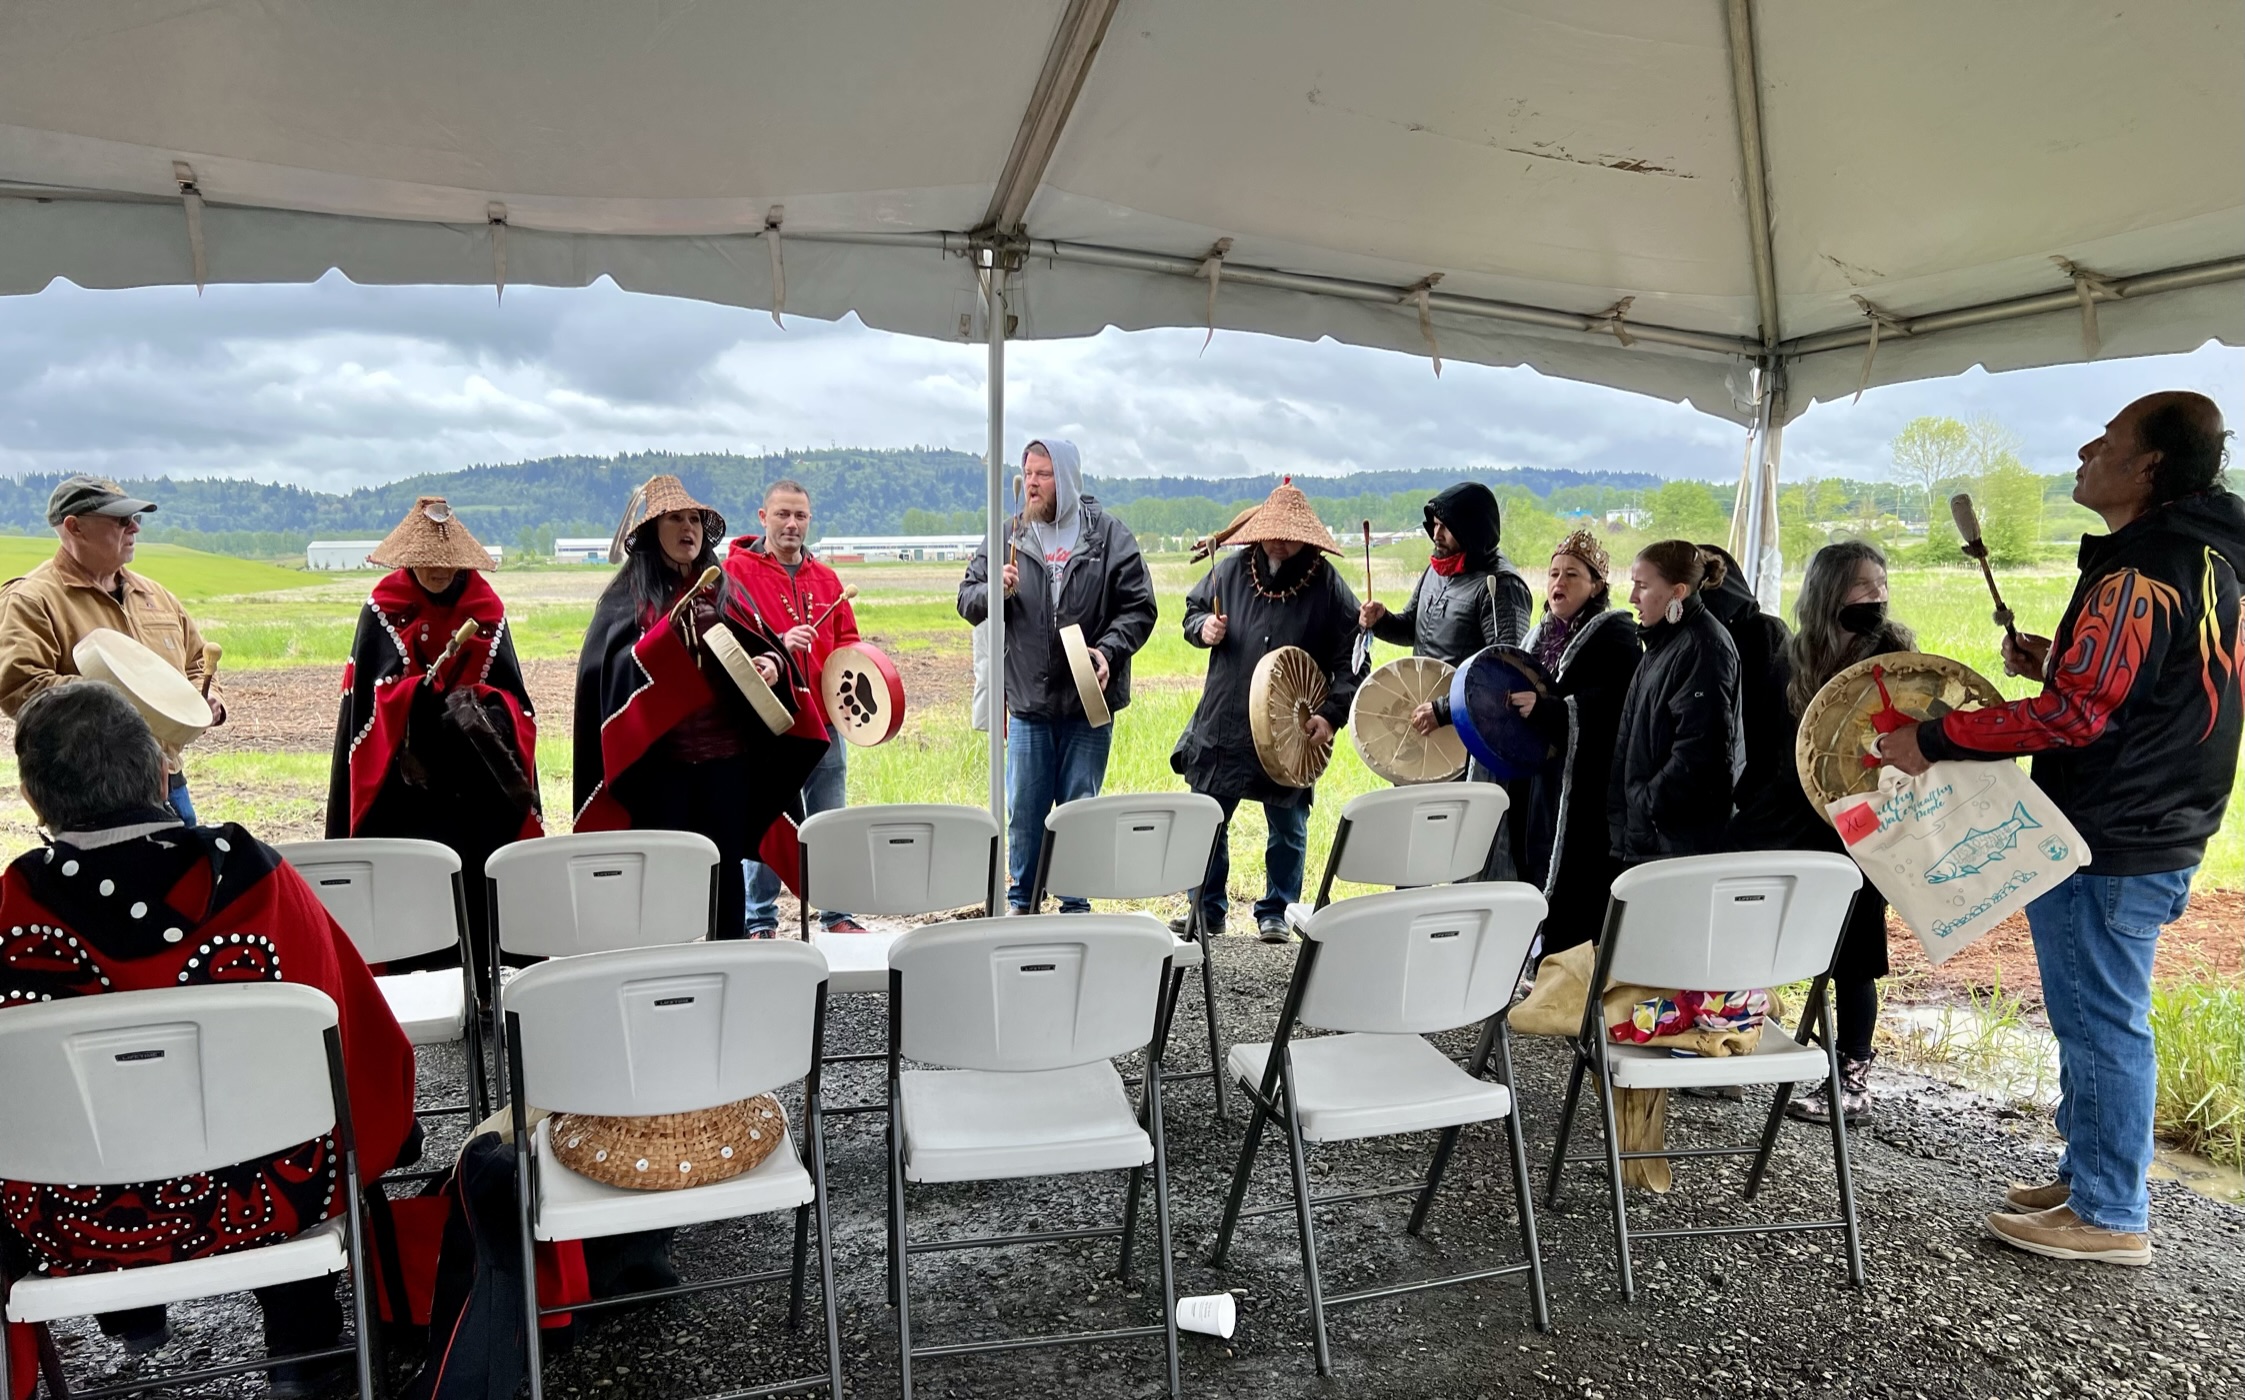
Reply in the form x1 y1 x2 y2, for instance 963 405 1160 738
1919 489 2245 875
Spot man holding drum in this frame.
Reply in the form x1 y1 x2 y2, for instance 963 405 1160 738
0 476 224 824
727 479 866 936
957 439 1157 914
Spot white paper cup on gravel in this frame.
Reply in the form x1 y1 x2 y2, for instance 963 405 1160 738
1175 1292 1236 1339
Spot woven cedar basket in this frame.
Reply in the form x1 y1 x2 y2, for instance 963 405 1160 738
548 1095 788 1191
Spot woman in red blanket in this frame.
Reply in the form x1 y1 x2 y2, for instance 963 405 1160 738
326 497 540 1000
572 475 829 938
3 681 418 1398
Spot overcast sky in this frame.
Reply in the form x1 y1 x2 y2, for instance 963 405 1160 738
0 274 2235 494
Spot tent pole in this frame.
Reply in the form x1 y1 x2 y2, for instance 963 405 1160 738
982 263 1008 894
1748 361 1787 613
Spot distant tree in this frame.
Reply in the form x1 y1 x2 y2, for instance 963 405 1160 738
1645 479 1729 543
1977 456 2045 565
1889 416 1975 521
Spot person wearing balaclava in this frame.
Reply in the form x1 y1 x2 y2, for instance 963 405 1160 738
958 438 1157 913
1729 539 1915 1129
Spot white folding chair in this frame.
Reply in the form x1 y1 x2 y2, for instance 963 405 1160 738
483 830 720 1107
796 804 1000 1115
505 939 841 1400
1212 883 1550 1375
1028 792 1231 1119
1543 851 1868 1300
0 985 377 1400
1284 782 1510 936
886 915 1180 1399
276 837 488 1129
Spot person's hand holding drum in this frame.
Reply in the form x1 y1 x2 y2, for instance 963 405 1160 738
1303 714 1334 745
1409 700 1438 735
1088 645 1110 689
752 653 779 686
1508 690 1539 718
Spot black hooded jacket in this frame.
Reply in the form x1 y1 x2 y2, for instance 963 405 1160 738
1697 546 1795 835
1607 593 1742 862
1919 489 2245 875
1371 482 1534 662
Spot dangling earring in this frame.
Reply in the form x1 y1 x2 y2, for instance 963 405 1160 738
1664 595 1684 625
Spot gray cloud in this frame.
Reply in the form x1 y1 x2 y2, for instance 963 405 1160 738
0 274 2235 493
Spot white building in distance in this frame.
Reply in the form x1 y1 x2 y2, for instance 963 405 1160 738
808 533 985 563
553 536 613 564
307 541 501 571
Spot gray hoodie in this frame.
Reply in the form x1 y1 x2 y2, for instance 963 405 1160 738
1024 438 1083 582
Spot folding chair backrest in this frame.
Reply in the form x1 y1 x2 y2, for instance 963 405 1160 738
890 915 1173 1073
1040 792 1224 901
0 984 339 1186
486 830 718 957
798 804 998 916
275 837 463 964
1606 852 1863 991
505 939 827 1116
1296 883 1544 1035
1325 783 1507 890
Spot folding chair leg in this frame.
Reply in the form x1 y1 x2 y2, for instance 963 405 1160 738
35 1324 68 1397
890 1105 915 1400
1494 1024 1551 1334
1545 1045 1590 1209
788 1203 811 1329
1822 999 1868 1288
1593 1066 1636 1304
1147 1051 1182 1398
1276 1053 1332 1377
1743 1079 1797 1201
1407 1124 1464 1237
807 1104 845 1399
1210 1095 1271 1266
1198 944 1227 1122
1119 1164 1146 1280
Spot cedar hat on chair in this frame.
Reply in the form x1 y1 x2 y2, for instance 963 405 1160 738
609 474 727 564
366 497 494 572
1224 477 1342 555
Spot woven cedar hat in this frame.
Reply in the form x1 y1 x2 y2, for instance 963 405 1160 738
547 1094 788 1192
609 474 727 564
366 497 493 572
1224 478 1342 555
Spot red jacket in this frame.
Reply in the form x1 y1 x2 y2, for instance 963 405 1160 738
723 536 861 728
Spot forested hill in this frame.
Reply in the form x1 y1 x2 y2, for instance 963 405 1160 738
0 451 1660 551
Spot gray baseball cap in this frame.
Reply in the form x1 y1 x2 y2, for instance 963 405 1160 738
46 476 158 527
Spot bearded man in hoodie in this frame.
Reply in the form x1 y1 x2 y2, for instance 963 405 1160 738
1884 392 2242 1267
958 439 1157 913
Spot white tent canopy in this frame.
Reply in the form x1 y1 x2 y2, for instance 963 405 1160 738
2 0 2237 838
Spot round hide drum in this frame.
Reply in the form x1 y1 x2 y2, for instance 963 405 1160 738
820 641 907 746
1350 657 1467 785
1797 652 2004 822
1448 646 1556 782
1059 623 1112 728
1249 646 1333 789
703 625 793 735
72 629 212 749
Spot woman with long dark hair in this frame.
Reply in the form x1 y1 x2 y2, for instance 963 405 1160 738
1502 530 1640 956
1607 540 1742 865
1732 538 1912 1123
572 475 827 939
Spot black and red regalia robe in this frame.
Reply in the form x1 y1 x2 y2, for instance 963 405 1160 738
326 570 541 991
1 813 419 1392
571 577 828 936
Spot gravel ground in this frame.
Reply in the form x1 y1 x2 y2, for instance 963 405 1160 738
35 935 2245 1400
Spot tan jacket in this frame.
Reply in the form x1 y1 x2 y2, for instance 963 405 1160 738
0 551 212 719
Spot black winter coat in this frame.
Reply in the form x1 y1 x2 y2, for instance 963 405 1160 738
957 498 1157 722
1700 565 1795 836
1517 603 1641 953
1607 594 1742 862
1173 548 1362 806
1372 561 1534 664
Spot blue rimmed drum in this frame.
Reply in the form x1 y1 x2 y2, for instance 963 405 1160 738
1447 645 1557 781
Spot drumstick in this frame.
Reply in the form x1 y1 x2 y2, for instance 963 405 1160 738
198 642 222 699
1950 493 2019 643
1361 520 1374 603
431 620 479 690
666 565 724 630
1009 472 1024 574
805 585 859 634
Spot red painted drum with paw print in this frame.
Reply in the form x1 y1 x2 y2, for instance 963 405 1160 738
819 641 908 746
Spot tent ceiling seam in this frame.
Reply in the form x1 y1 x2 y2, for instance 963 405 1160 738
980 0 1122 235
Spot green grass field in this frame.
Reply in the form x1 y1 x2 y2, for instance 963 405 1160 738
0 537 323 600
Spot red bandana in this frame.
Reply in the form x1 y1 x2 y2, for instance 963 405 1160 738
1428 551 1468 577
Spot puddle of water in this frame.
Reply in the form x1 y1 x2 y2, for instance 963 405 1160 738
1887 1002 2244 1209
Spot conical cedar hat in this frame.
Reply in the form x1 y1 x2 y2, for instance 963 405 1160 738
608 474 726 564
1226 478 1341 554
367 497 494 572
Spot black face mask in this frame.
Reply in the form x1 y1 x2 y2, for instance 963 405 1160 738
1836 600 1887 636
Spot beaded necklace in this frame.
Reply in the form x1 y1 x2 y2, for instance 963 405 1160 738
1247 546 1324 602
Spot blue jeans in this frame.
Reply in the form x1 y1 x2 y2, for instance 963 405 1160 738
1197 794 1311 928
166 772 197 825
2025 867 2195 1233
744 729 850 931
1007 716 1114 913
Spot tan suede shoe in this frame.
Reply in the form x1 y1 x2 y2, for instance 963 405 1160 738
1985 1205 2151 1265
2003 1180 2071 1212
